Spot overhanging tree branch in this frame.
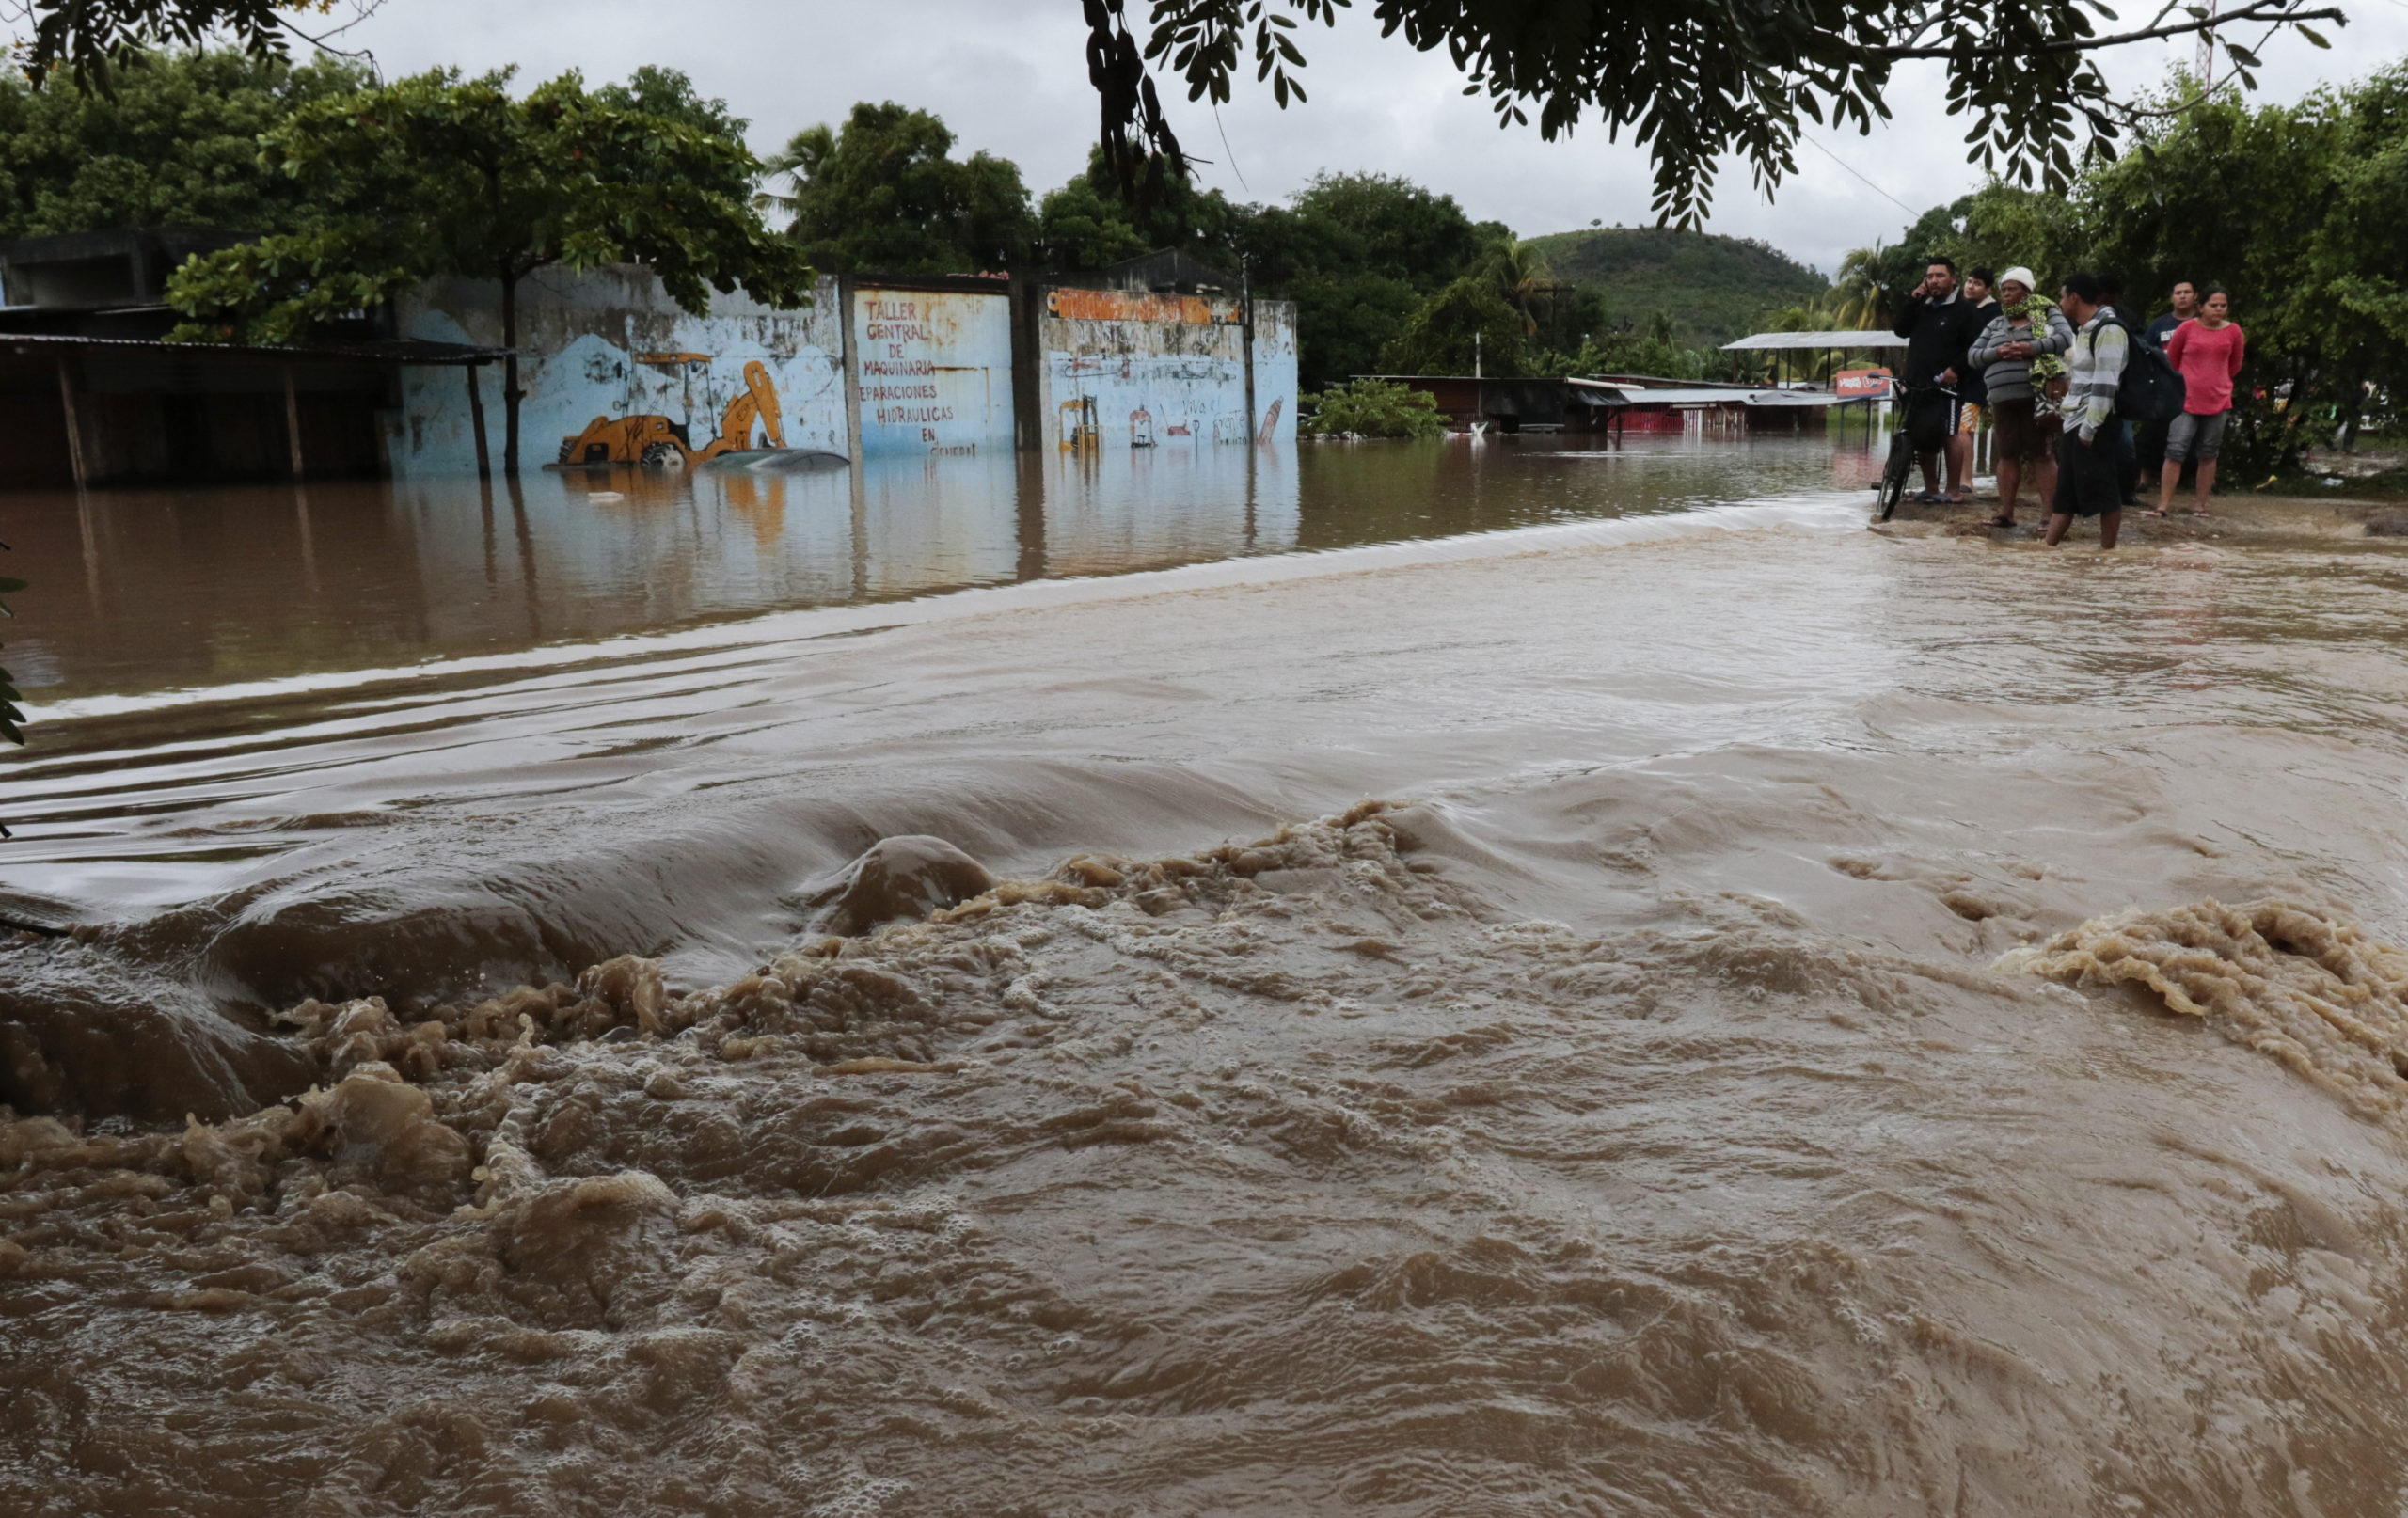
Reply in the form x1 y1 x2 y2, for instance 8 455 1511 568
1876 1 2342 59
1094 0 2352 227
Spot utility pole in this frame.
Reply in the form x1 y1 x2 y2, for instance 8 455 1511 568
1474 329 1482 380
2197 0 2217 89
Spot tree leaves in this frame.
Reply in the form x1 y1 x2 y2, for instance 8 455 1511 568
162 65 816 345
775 103 1037 275
0 49 369 243
2077 64 2408 471
1104 0 2342 229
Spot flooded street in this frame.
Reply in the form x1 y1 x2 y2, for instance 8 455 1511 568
6 438 1858 704
8 437 2408 1515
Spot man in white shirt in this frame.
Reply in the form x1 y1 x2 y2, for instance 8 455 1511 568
2046 271 2127 548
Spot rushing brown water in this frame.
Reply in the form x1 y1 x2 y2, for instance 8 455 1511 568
7 441 2408 1515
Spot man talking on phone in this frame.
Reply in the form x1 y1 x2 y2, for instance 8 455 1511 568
1890 258 1987 504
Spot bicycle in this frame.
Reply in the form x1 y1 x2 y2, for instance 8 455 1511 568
1872 379 1959 524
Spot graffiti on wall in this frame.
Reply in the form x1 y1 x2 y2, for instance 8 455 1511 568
1044 288 1243 327
853 288 1015 457
392 269 844 476
1249 301 1299 447
388 268 1294 470
1038 284 1250 451
556 357 785 467
1044 352 1251 450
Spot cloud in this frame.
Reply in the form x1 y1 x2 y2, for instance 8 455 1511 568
302 0 2408 272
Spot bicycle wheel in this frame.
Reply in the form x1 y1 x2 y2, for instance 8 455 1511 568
1876 429 1914 522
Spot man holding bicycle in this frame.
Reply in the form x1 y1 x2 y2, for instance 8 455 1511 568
1889 258 1988 503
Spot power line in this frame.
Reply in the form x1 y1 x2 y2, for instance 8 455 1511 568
1800 134 1919 217
1213 103 1250 195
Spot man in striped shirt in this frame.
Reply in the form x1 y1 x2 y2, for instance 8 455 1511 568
2046 271 2127 549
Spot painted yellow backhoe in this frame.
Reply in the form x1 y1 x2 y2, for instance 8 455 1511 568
556 357 784 468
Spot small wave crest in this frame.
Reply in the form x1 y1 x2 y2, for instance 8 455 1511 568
2004 898 2408 1118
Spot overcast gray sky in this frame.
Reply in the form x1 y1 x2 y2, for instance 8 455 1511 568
194 1 2408 274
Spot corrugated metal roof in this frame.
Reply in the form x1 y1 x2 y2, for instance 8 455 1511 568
1721 330 1908 351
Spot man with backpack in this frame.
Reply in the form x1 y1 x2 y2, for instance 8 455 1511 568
2047 273 2128 547
2099 274 2145 506
2047 272 2187 549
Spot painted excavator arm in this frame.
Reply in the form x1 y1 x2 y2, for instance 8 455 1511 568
695 360 786 462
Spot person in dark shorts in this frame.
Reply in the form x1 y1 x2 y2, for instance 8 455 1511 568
2152 287 2246 518
2047 272 2127 548
1889 257 1987 502
1966 266 2072 528
2136 280 2198 491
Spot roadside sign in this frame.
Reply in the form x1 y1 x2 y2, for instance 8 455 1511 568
1835 367 1893 400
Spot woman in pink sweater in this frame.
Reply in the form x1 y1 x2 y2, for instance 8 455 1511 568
2151 288 2246 517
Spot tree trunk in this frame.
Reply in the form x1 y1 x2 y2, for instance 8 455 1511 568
500 263 522 476
2337 369 2368 453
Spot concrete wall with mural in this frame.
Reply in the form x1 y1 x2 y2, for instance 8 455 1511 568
390 267 845 474
1036 290 1297 450
849 285 1015 457
388 267 1292 473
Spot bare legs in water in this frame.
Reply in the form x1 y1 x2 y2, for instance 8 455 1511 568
2044 509 2121 549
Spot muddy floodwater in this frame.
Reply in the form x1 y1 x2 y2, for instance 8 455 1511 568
7 437 2408 1517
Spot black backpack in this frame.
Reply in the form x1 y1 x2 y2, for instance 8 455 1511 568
2092 315 2187 423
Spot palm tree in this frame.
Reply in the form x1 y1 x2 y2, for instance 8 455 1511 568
1481 239 1560 338
755 122 835 228
1828 245 1887 330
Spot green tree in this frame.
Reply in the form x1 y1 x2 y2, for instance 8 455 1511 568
1478 239 1559 337
1036 146 1249 272
1827 245 1888 330
2316 68 2408 448
37 0 2344 232
1852 183 2083 322
1376 276 1528 377
1576 310 1720 381
774 102 1034 275
1243 172 1500 387
0 48 367 240
2081 71 2406 472
1951 182 2084 288
1527 282 1609 362
164 65 812 475
1861 203 1965 319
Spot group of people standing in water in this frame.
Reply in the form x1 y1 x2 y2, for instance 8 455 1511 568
1891 260 2247 548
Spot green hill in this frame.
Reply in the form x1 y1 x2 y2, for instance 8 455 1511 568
1523 226 1826 348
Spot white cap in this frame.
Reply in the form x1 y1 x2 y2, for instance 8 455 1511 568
1999 266 2037 291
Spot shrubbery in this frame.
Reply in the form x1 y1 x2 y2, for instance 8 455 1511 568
1301 378 1450 439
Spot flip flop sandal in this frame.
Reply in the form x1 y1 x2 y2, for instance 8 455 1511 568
1985 515 2017 529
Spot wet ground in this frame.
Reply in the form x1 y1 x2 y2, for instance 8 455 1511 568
7 437 2408 1516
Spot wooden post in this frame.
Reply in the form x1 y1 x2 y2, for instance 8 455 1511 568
839 275 863 468
466 362 492 478
282 365 306 480
55 356 89 491
1241 261 1257 445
